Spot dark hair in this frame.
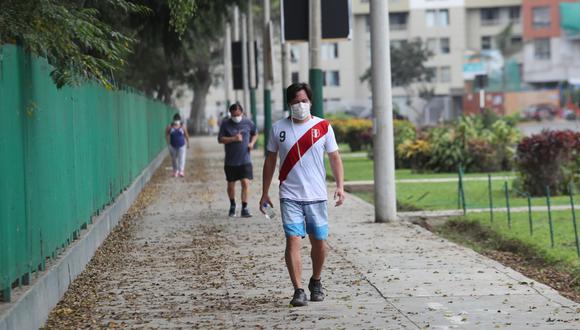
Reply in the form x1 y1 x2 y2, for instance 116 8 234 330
173 113 181 121
286 83 312 104
229 102 243 113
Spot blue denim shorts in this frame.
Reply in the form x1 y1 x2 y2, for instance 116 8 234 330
280 199 328 240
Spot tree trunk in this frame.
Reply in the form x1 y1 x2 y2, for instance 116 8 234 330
189 68 212 135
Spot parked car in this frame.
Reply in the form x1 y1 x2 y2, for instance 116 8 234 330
523 103 559 121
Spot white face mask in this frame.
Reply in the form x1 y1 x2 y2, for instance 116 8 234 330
231 115 242 123
290 102 311 120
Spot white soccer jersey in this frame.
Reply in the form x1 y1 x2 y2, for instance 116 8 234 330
267 116 339 201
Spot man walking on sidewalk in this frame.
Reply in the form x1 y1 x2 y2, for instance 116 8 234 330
259 83 345 307
218 103 258 217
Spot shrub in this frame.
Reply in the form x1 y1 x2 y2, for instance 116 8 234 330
394 120 416 167
328 118 372 151
516 130 580 196
398 139 431 171
397 114 521 173
425 127 467 172
466 138 501 172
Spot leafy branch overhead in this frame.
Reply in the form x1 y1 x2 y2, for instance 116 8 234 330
0 0 198 89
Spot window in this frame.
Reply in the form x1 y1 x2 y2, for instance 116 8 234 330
389 13 408 31
481 36 492 50
321 43 339 60
323 71 340 86
440 38 450 54
533 6 550 29
426 67 436 82
481 8 500 26
439 66 451 83
290 45 300 63
365 15 370 33
426 10 436 27
426 38 437 53
291 72 300 83
426 9 449 27
508 6 520 23
438 9 449 26
534 38 551 60
510 36 522 48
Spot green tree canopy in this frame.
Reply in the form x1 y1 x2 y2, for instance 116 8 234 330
360 39 433 88
0 0 197 88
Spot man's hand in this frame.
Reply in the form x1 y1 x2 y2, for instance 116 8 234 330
248 142 255 151
259 195 273 214
234 133 243 142
334 187 345 207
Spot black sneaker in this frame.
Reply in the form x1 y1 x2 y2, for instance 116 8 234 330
308 278 325 302
290 288 308 307
228 205 236 217
241 208 252 218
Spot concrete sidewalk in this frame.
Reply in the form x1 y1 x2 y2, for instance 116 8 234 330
45 136 579 329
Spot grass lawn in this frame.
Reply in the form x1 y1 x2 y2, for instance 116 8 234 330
354 183 580 211
334 156 579 211
329 156 513 182
463 211 580 267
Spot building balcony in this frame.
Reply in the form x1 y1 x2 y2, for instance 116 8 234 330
481 18 501 26
389 23 407 31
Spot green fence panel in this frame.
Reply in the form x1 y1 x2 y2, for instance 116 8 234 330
0 44 174 302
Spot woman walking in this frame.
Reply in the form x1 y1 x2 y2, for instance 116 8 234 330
166 113 190 177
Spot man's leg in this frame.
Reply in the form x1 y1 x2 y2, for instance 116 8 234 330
240 178 250 204
308 236 327 280
227 181 236 200
285 236 303 289
240 170 252 217
304 202 328 302
227 180 236 216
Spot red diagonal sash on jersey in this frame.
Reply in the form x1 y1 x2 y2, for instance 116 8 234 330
279 120 329 183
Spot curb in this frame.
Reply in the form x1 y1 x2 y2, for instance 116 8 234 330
0 149 168 330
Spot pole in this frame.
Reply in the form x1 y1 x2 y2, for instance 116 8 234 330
224 22 232 108
546 186 555 248
263 0 272 153
527 193 533 235
568 183 580 257
282 42 291 114
233 6 240 103
488 174 494 223
504 181 511 229
247 0 258 127
370 0 397 222
241 13 250 114
459 166 466 215
309 0 323 118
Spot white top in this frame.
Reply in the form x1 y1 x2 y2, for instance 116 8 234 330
267 116 339 201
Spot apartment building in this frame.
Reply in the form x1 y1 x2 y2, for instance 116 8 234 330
199 0 524 127
521 0 580 86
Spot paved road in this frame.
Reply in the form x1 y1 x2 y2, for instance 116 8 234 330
518 119 580 136
45 136 579 329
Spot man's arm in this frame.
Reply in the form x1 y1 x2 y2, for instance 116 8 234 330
219 134 242 144
328 150 345 206
259 151 278 213
248 132 259 150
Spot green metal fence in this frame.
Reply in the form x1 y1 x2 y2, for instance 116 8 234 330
0 44 174 302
